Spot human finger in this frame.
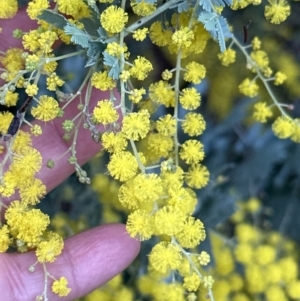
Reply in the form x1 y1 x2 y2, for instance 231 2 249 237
0 223 140 301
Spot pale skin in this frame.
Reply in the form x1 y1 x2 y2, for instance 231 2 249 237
0 8 140 301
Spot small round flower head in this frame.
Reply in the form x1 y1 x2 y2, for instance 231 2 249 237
274 71 287 85
180 140 205 165
272 116 294 139
264 0 290 24
46 72 64 91
101 132 128 153
149 80 175 107
38 31 58 54
4 91 18 106
93 100 118 125
185 164 209 189
179 88 201 110
175 216 206 248
30 124 43 136
0 225 11 252
0 111 13 133
225 240 242 262
148 241 182 274
126 209 155 240
132 28 149 41
154 205 185 235
52 277 71 297
91 70 116 91
25 83 39 97
100 6 128 33
131 0 156 16
183 273 201 292
11 130 32 153
198 251 210 265
162 69 173 81
107 151 138 181
182 113 206 136
250 50 269 70
203 275 214 289
27 0 49 19
218 48 236 66
235 223 260 243
36 232 64 262
156 114 176 136
286 281 300 299
168 187 197 216
254 244 276 266
133 173 163 203
128 88 146 103
31 95 59 121
121 109 150 140
160 165 184 189
172 27 194 50
149 21 173 47
12 146 43 177
253 102 273 123
0 0 18 18
231 0 250 9
6 206 50 247
106 42 127 57
238 78 259 98
291 119 300 143
130 56 153 80
183 62 206 84
118 180 140 209
251 37 261 50
19 178 46 205
144 133 174 164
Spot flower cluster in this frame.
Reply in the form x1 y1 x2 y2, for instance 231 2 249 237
204 197 300 301
0 0 298 300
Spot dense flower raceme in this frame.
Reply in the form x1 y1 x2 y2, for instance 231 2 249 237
0 0 298 300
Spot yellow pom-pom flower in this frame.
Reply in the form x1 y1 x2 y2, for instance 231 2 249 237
121 109 150 140
172 27 194 50
36 232 64 263
183 273 201 292
180 140 205 164
31 95 59 121
154 205 185 235
264 0 290 24
52 276 71 297
126 209 155 240
218 48 236 66
238 78 259 98
0 225 11 252
253 102 273 123
93 100 118 125
179 88 201 110
130 56 153 80
149 80 175 107
175 217 206 248
91 70 116 91
182 113 206 136
148 242 182 274
185 164 210 189
107 151 138 181
183 61 206 84
101 132 128 153
272 116 294 139
156 114 176 136
100 6 128 33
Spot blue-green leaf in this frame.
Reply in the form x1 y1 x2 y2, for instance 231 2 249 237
103 52 120 79
37 10 68 30
198 11 232 52
64 24 91 48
